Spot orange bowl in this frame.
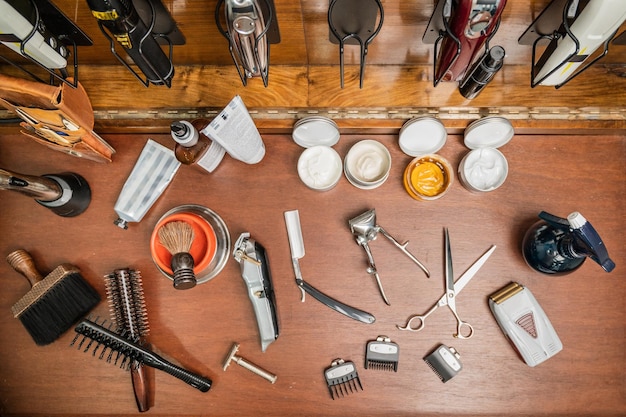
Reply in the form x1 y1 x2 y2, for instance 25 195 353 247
150 212 217 275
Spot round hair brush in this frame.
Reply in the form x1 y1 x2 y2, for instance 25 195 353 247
105 268 150 412
158 221 197 290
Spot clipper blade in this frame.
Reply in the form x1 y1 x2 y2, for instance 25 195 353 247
423 344 462 383
365 336 399 372
324 358 362 400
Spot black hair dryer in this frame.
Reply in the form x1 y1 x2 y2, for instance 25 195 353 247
0 168 91 217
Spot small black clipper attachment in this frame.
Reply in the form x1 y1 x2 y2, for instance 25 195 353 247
365 336 399 372
324 358 363 400
72 317 212 392
423 344 462 383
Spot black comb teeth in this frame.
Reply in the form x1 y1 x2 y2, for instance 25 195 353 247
71 317 141 369
365 336 399 372
72 317 213 392
324 359 363 400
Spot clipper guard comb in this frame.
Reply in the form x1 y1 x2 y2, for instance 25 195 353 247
365 335 399 372
324 358 363 399
423 344 462 383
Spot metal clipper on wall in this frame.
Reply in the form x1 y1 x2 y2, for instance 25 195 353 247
233 232 279 352
215 0 280 87
348 209 430 305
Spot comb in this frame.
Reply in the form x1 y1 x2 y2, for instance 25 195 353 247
423 344 462 383
365 335 399 372
324 358 363 400
72 317 212 392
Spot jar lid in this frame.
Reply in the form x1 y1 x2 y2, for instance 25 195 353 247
464 117 514 149
398 117 447 156
292 116 340 148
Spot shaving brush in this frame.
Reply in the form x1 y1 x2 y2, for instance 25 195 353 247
105 268 150 412
158 221 197 289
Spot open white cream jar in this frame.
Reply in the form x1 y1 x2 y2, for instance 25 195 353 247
344 139 391 189
297 145 343 191
458 117 513 192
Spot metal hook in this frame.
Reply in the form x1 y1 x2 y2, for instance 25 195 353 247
328 0 384 89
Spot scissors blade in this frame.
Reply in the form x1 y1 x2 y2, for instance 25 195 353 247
452 244 497 294
444 228 455 296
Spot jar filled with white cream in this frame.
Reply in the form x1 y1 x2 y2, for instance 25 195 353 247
343 140 392 189
458 117 513 193
297 145 343 191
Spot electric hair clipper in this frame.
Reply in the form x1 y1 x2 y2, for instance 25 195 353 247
0 0 68 69
434 0 507 84
217 0 270 86
233 232 279 352
86 0 174 86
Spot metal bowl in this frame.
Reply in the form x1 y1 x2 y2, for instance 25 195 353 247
151 204 230 285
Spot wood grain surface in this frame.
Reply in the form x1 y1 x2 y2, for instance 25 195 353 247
0 0 625 126
0 130 624 416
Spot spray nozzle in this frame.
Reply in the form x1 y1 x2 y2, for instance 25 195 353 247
538 211 615 273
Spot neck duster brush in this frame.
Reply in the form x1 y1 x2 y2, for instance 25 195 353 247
105 268 150 412
157 221 197 289
7 249 100 345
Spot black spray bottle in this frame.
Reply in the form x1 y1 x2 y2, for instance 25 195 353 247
522 211 615 275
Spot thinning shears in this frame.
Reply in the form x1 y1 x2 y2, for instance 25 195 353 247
397 228 496 339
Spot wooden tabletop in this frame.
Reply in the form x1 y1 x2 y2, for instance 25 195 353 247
0 131 624 416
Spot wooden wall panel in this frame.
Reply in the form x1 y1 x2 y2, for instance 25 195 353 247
0 0 625 130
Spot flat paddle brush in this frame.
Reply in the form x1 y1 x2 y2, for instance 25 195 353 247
7 249 100 345
157 221 196 290
105 268 150 412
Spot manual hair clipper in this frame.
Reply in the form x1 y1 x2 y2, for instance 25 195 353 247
349 209 430 305
233 232 279 352
489 282 562 367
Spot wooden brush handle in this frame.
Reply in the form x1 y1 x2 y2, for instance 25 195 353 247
6 249 44 287
131 361 150 412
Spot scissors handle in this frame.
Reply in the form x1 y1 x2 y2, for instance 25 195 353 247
396 314 427 332
396 303 438 332
452 310 474 339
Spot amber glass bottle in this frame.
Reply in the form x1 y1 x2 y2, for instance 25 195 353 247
170 120 225 173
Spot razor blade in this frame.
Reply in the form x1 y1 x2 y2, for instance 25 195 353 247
423 344 462 383
489 282 562 367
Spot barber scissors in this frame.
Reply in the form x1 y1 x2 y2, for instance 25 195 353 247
397 228 496 339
